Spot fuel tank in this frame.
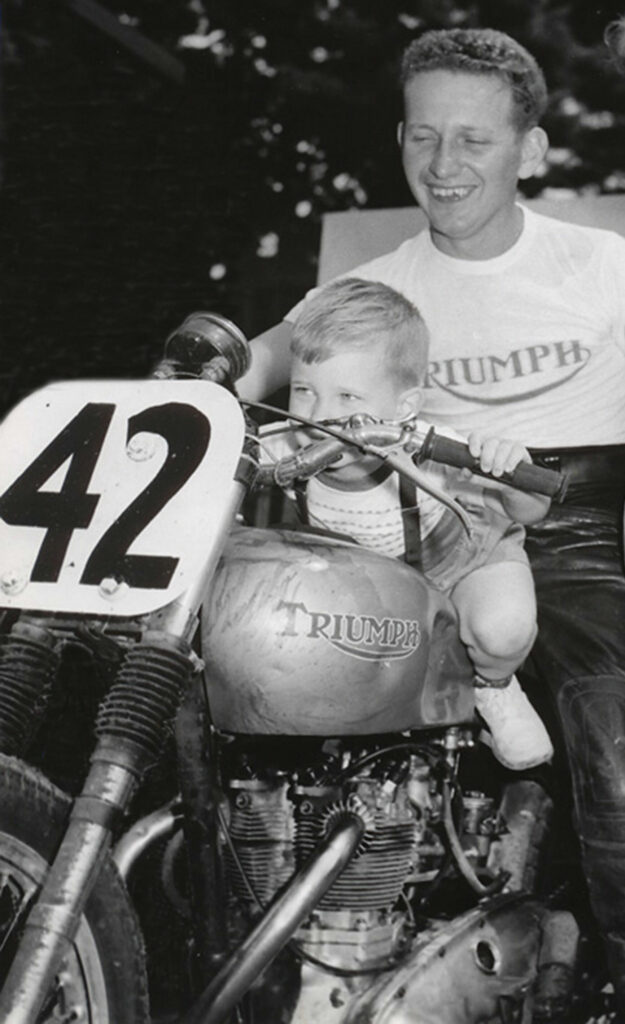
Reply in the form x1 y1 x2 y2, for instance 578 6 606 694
201 527 474 735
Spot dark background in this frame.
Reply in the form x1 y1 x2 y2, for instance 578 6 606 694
1 0 625 411
1 5 624 1018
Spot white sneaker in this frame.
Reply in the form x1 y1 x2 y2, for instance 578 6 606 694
474 675 554 770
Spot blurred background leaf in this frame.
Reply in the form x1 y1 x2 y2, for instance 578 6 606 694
1 0 624 405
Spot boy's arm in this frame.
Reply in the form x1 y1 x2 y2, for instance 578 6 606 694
466 433 551 525
237 321 293 402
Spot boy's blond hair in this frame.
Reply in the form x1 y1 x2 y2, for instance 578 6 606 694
291 277 428 388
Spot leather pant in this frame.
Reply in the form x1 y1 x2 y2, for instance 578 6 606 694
523 447 625 1013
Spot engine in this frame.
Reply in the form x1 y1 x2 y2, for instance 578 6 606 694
218 732 503 973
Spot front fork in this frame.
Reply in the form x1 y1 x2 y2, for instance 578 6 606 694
0 627 195 1023
0 484 247 1024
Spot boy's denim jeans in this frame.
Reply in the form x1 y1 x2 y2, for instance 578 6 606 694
524 475 625 1015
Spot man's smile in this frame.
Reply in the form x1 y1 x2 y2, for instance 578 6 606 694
428 185 476 201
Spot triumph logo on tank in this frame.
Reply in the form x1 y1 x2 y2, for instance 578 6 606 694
278 600 421 661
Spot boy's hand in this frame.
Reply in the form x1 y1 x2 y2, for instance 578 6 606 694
466 432 531 478
465 432 549 524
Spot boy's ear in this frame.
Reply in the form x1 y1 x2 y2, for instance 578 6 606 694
397 121 404 148
396 386 422 419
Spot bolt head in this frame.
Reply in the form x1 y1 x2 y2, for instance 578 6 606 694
0 570 28 595
126 433 159 461
98 577 128 600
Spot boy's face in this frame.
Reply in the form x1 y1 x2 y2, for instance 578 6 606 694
289 347 418 483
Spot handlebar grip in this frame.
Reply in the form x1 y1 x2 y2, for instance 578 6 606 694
420 432 568 501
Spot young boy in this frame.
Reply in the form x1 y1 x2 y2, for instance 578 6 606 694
260 277 553 770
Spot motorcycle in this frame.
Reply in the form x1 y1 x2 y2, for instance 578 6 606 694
0 312 577 1024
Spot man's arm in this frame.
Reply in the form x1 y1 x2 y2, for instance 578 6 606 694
237 321 293 402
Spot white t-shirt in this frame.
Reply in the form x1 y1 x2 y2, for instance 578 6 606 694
288 206 625 448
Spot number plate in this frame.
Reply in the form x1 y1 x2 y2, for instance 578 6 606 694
0 380 246 616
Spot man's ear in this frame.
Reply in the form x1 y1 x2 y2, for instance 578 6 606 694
518 126 549 180
397 121 404 148
396 385 422 419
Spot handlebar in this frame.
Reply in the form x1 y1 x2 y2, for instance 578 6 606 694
417 427 567 500
269 423 416 487
148 314 566 502
258 419 568 502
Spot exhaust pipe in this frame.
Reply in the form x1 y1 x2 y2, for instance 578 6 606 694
181 809 366 1024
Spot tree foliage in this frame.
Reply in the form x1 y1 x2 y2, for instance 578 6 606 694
1 0 624 402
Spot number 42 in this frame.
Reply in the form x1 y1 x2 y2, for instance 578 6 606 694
0 402 211 590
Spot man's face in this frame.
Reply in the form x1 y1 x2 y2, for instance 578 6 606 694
399 69 542 259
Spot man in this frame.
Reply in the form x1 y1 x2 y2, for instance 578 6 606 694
238 27 625 1012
